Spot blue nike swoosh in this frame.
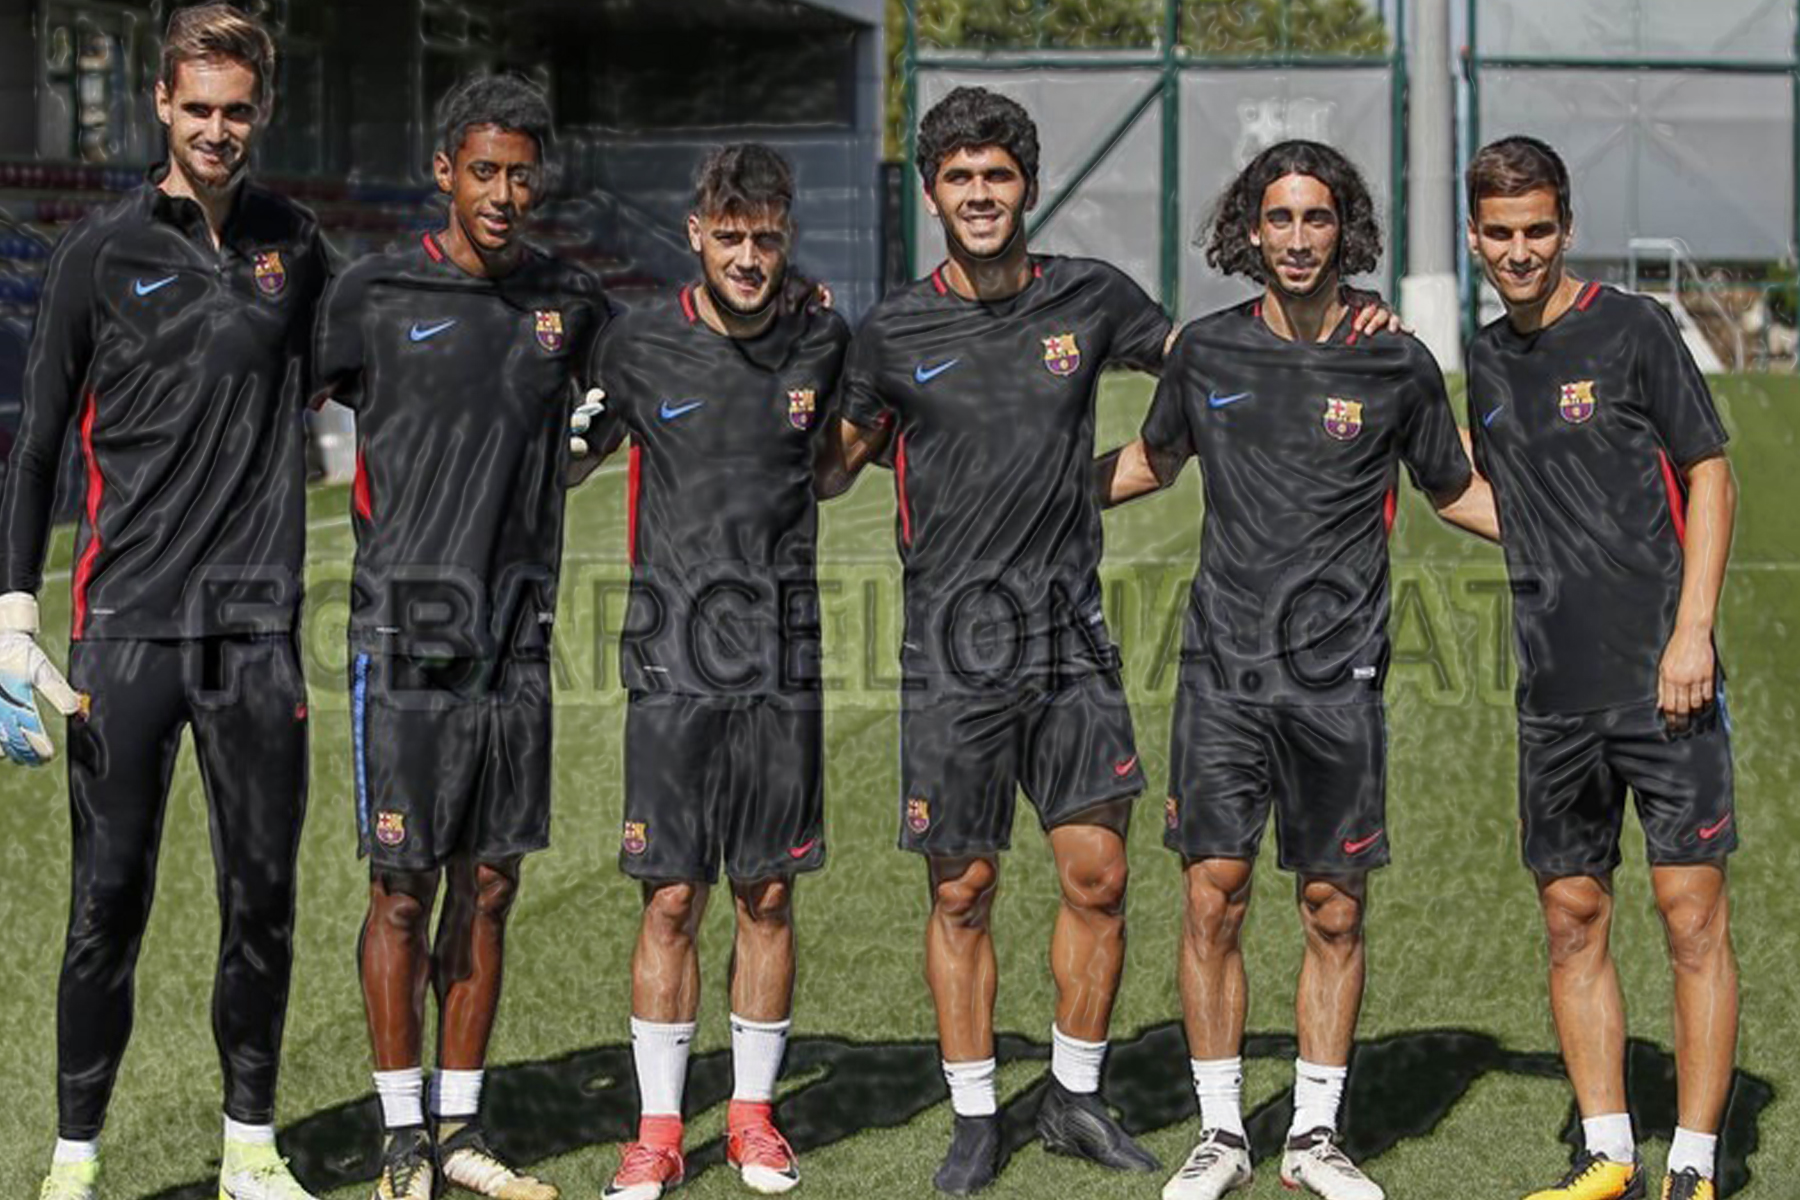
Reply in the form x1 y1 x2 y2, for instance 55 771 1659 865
133 275 178 297
914 359 960 384
1208 391 1251 408
659 400 704 421
1483 405 1505 427
409 320 457 342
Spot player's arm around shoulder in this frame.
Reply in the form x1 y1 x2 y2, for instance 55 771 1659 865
815 310 894 499
567 304 631 488
1391 334 1500 542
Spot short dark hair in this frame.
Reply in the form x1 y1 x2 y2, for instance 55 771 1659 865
435 72 553 163
693 143 795 222
1467 135 1572 227
1206 139 1381 282
914 86 1039 192
161 3 276 111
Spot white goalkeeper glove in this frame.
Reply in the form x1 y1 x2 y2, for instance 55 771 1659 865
0 592 85 766
571 387 607 459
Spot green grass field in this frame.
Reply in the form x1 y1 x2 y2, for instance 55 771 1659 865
2 373 1796 1199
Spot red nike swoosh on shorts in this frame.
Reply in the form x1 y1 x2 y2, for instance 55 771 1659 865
1113 755 1139 778
788 838 819 859
1342 830 1384 855
1697 813 1733 841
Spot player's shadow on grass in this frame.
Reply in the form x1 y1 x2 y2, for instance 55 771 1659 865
147 1026 1771 1199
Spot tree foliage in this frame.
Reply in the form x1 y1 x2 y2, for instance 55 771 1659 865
884 0 1391 158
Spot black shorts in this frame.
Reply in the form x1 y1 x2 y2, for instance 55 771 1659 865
1163 689 1388 874
350 652 552 871
1518 699 1736 877
897 671 1143 857
621 690 825 884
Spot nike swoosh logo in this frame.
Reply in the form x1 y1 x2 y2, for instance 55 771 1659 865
133 275 178 296
1113 755 1139 778
788 838 819 859
1342 830 1385 855
408 319 457 342
1697 813 1733 841
1483 405 1505 427
1207 390 1251 409
914 359 960 384
659 400 704 421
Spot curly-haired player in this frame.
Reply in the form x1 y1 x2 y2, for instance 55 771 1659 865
1099 140 1497 1200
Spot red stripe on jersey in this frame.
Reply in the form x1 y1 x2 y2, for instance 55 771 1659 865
930 265 948 295
1575 281 1601 311
895 433 914 547
1346 327 1361 346
352 448 373 522
1658 448 1688 544
421 232 445 262
1383 486 1397 537
627 443 643 565
678 285 697 323
1032 261 1043 280
71 391 104 640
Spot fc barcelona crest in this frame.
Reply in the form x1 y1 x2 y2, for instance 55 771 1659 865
375 810 406 848
906 797 931 835
622 820 648 855
253 250 286 297
1042 332 1081 376
535 310 565 353
1323 397 1364 441
1558 380 1597 424
787 387 817 430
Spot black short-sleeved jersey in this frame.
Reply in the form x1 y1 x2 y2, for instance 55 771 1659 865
1468 282 1730 715
315 233 607 659
840 256 1171 685
589 285 851 694
1141 299 1472 706
0 173 327 638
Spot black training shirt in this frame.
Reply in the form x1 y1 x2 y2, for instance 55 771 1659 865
0 171 327 638
1141 299 1472 706
315 232 607 660
841 256 1171 687
589 284 850 694
1468 282 1729 715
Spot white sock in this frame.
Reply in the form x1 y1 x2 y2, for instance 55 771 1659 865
1050 1024 1107 1095
730 1013 792 1103
53 1138 98 1165
223 1116 275 1145
1290 1058 1348 1137
943 1057 998 1117
1581 1112 1636 1163
1667 1126 1717 1179
1191 1057 1246 1138
632 1016 697 1117
431 1068 484 1121
373 1067 425 1130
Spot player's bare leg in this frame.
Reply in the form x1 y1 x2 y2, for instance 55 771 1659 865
925 855 1003 1194
1166 858 1257 1200
427 856 553 1200
1035 805 1159 1173
726 877 802 1194
610 882 710 1200
1538 874 1631 1116
1526 871 1644 1198
361 869 439 1200
1653 863 1738 1190
1280 873 1382 1200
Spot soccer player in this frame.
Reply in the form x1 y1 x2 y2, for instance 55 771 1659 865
826 89 1394 1196
569 143 848 1200
313 74 607 1200
1097 140 1497 1200
1465 137 1739 1200
0 7 326 1198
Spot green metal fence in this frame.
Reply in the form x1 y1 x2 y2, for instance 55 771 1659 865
900 0 1410 316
